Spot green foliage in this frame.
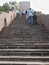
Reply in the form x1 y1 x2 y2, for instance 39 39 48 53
9 1 19 10
0 1 19 12
0 6 5 12
9 1 17 5
3 3 10 12
0 3 10 12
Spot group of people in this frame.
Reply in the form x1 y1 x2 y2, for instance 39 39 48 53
17 8 37 26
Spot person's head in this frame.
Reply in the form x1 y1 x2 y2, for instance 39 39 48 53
29 8 31 10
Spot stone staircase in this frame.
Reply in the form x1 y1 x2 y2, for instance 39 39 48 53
0 15 49 65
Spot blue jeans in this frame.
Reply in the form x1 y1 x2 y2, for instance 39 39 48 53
28 16 33 26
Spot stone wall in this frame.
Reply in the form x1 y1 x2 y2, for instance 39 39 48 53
19 1 30 10
36 12 49 30
0 10 16 32
0 18 4 31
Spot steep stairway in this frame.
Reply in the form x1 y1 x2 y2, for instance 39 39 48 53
0 15 49 65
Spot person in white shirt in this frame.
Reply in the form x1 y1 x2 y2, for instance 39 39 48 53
22 10 26 15
27 8 34 26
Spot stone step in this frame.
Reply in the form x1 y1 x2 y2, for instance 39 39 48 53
0 49 49 52
0 35 49 41
0 43 49 46
0 45 49 49
0 40 49 45
0 56 49 58
0 26 46 35
0 15 49 64
0 51 49 56
0 56 49 62
0 43 49 49
0 31 44 36
0 61 49 65
0 35 43 40
0 39 49 42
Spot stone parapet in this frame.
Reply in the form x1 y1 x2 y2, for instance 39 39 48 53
0 10 16 32
36 12 49 30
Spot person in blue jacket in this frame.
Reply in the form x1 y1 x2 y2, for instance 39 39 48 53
27 8 34 26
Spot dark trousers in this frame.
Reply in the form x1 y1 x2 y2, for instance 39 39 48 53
28 16 33 26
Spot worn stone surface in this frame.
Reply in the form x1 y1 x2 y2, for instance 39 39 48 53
0 15 49 65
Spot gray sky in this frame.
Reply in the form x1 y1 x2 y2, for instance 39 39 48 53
0 0 49 14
